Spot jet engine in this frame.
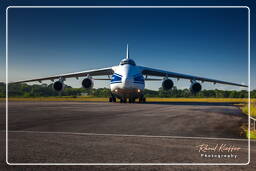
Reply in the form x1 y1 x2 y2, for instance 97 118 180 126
190 81 202 93
162 79 174 90
53 81 65 91
82 78 94 89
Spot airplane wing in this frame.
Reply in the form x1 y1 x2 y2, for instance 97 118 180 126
11 67 114 83
139 66 247 87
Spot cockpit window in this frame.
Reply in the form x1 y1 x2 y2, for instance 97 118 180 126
120 59 136 66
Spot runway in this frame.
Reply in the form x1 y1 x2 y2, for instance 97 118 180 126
1 101 255 170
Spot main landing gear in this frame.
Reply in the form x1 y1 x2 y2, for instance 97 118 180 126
109 96 146 103
128 98 136 103
120 98 127 103
120 98 136 103
139 96 146 103
109 96 116 102
119 97 146 103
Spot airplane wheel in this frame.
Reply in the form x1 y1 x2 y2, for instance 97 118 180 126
123 98 127 103
143 97 146 103
109 97 113 102
129 98 132 103
132 98 136 103
139 97 142 103
129 98 135 103
120 98 127 103
139 96 145 103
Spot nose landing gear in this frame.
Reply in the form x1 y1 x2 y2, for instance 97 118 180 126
139 96 146 103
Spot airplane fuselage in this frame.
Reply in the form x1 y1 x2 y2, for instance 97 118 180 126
110 61 145 99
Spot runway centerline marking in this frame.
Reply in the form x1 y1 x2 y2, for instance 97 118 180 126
5 130 252 142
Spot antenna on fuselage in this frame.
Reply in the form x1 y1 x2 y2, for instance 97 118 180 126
126 44 129 59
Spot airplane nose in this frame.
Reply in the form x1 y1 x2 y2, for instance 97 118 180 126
123 77 132 88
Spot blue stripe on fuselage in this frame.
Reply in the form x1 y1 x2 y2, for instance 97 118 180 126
111 73 122 83
113 73 122 77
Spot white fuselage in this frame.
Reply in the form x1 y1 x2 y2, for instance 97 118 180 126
110 62 145 99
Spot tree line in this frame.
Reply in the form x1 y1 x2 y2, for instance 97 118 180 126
0 82 255 98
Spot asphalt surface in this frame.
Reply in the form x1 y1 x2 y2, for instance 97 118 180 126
0 101 255 170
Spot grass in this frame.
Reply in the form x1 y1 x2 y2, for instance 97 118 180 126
240 103 256 117
242 127 256 139
248 130 256 139
239 102 256 139
146 98 253 103
0 97 108 102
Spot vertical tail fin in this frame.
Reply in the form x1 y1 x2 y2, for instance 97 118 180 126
126 44 129 59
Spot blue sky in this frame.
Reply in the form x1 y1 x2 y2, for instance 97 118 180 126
0 0 254 91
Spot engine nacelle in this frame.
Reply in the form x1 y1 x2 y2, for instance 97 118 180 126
53 81 64 92
162 79 174 90
190 82 202 93
82 78 94 89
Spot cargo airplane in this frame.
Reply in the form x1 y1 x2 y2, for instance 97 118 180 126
12 45 247 103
